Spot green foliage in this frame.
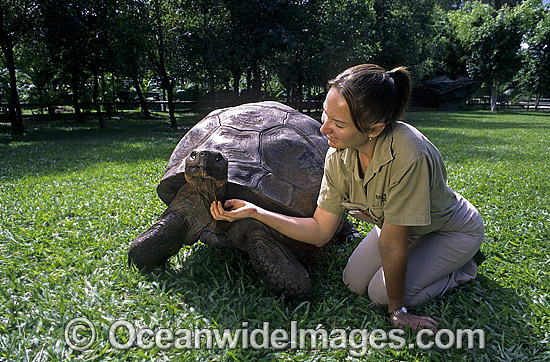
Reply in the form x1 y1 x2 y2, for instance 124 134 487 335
0 0 40 133
516 1 550 98
448 1 526 109
372 0 441 79
427 7 468 78
269 0 379 100
2 0 550 124
1 111 550 360
313 0 378 77
454 1 523 84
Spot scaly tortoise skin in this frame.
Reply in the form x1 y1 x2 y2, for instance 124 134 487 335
128 101 357 299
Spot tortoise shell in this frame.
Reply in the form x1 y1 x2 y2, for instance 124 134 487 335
157 101 329 217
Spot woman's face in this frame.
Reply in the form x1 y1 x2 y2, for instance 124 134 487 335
320 87 370 150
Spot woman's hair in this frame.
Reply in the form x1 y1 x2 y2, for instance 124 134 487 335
327 64 412 133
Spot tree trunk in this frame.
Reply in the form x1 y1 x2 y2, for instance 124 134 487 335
296 71 303 112
108 74 116 114
490 85 497 112
71 67 84 123
287 86 296 109
296 84 303 112
165 77 177 128
133 77 152 119
246 68 252 90
230 66 241 96
0 28 24 133
93 72 105 128
152 0 176 128
156 43 176 125
535 94 541 111
99 75 109 114
251 68 262 101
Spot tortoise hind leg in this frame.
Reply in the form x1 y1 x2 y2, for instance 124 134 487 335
333 218 362 244
249 237 312 301
228 219 311 300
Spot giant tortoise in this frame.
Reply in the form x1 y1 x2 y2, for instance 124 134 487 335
128 101 357 299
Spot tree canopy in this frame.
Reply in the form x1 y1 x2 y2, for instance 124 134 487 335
450 1 525 110
1 0 548 133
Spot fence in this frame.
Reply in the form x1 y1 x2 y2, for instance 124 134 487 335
467 96 550 111
0 99 324 119
2 97 549 121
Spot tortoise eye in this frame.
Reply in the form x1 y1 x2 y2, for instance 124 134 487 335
215 155 222 162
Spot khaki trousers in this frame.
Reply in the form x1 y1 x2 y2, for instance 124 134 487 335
342 194 484 306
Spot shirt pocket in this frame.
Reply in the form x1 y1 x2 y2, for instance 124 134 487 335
341 201 384 226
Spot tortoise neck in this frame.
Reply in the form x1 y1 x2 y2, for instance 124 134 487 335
197 178 226 203
185 176 227 202
163 179 228 243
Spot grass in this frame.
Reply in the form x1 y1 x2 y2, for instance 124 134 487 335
1 110 549 361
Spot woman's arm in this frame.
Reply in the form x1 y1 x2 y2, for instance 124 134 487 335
210 200 342 247
378 222 409 312
379 221 438 330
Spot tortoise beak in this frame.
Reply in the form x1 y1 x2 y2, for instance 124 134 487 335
185 149 228 183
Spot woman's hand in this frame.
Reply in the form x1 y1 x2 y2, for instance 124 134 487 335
390 312 438 332
210 199 257 222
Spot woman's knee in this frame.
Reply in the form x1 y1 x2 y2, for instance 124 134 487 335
342 267 368 294
341 226 382 295
367 269 388 305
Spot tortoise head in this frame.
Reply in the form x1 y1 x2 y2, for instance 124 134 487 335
184 149 228 192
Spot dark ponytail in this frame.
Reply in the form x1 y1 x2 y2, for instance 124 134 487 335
327 64 412 133
387 66 412 126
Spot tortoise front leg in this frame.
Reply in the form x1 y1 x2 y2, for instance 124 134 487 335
227 219 312 300
128 184 214 269
128 212 190 269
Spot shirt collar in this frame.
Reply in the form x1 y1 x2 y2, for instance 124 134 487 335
339 123 395 184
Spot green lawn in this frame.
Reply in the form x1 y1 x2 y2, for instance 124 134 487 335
1 110 549 361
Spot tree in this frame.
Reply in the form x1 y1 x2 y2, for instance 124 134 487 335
112 0 154 119
82 0 121 128
268 0 326 108
518 0 550 108
180 0 241 94
436 0 524 10
0 0 37 134
310 0 378 89
428 6 470 78
144 0 185 128
39 0 96 123
372 0 440 77
450 1 524 111
184 0 299 97
18 34 64 115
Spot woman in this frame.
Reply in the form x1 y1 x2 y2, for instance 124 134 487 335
210 64 484 330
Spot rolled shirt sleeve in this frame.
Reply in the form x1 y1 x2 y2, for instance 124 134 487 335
317 149 347 215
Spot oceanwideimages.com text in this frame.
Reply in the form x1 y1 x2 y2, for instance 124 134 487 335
65 318 485 355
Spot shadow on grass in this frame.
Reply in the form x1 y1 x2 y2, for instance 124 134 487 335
131 240 544 360
0 113 202 182
408 113 550 163
134 240 354 320
408 111 550 130
3 111 548 184
425 130 524 163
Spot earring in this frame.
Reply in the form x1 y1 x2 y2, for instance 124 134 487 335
368 137 372 141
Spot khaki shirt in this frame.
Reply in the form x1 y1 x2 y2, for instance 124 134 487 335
317 121 457 236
